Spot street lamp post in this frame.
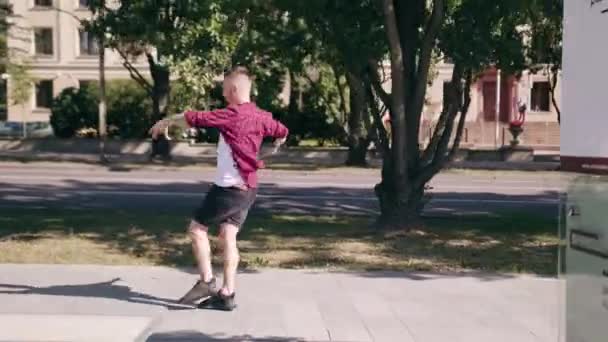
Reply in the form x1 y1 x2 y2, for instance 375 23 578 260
98 30 107 163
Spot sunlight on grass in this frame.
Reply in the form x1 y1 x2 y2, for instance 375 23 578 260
0 209 558 275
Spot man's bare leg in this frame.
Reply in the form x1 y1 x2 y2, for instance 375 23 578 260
218 223 240 295
188 220 213 282
177 220 217 304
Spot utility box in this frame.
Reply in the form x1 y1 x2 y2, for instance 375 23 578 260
561 0 608 173
562 176 608 342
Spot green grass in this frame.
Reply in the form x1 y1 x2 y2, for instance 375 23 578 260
0 209 558 275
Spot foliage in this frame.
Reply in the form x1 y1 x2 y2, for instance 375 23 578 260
524 0 563 122
86 0 244 121
50 87 98 138
6 61 32 107
49 80 156 139
0 1 11 75
106 80 153 139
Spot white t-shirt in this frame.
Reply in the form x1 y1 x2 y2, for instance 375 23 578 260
215 135 245 187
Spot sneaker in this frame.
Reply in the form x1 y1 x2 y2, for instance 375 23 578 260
198 291 237 311
177 278 217 305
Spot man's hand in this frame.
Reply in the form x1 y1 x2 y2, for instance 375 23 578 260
274 136 287 147
148 113 188 140
149 119 170 140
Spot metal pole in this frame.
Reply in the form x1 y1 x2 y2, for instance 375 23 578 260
22 104 26 139
98 1 107 163
495 69 501 149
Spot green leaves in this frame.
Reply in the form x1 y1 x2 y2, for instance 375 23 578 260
439 0 562 77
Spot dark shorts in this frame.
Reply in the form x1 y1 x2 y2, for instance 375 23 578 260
193 185 257 228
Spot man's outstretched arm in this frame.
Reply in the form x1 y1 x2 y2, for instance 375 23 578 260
148 109 232 139
263 117 289 146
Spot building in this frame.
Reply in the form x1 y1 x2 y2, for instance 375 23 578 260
4 0 148 123
560 0 608 173
419 63 561 149
4 1 561 149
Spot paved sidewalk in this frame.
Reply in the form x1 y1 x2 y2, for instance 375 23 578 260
0 264 562 342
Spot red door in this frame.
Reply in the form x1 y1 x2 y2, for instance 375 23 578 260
483 81 497 121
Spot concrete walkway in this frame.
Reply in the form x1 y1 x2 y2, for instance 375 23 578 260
0 265 562 342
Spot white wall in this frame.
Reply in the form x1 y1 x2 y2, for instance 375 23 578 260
561 0 608 158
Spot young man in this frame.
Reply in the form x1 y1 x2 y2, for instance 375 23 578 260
149 67 288 310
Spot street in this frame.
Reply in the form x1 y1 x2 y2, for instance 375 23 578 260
0 161 564 218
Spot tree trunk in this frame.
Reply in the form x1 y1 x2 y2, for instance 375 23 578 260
549 67 560 124
375 0 410 229
374 158 427 228
331 64 349 125
147 53 171 161
345 70 370 166
151 62 170 122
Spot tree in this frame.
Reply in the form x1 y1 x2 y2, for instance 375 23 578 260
266 0 388 165
0 1 12 120
0 1 11 76
229 2 350 147
7 61 32 138
86 0 243 122
526 0 563 123
371 0 530 228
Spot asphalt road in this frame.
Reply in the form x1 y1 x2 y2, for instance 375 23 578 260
0 162 565 218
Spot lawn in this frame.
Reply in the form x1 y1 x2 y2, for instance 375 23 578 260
0 209 558 275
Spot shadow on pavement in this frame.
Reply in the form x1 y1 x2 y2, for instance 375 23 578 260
146 330 318 342
0 178 559 218
0 278 191 310
309 269 556 282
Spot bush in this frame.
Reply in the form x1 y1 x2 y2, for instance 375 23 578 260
50 87 98 138
170 81 224 143
106 80 153 139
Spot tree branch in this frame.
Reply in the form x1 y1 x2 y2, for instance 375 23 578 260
367 59 391 109
416 64 464 188
448 70 473 161
411 0 444 117
117 48 153 94
50 6 85 24
382 0 408 181
404 0 444 177
549 67 561 124
367 80 390 155
394 0 422 96
420 105 450 165
331 65 349 125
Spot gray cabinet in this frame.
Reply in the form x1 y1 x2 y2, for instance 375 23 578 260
563 176 608 342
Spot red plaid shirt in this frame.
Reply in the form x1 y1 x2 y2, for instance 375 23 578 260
184 102 289 188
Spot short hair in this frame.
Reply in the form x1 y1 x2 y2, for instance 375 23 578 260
225 66 254 81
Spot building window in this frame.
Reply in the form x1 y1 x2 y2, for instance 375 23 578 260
34 28 53 56
35 80 53 109
79 0 90 8
530 81 551 112
34 0 53 7
79 29 99 55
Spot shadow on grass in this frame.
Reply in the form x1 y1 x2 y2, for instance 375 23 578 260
0 207 558 276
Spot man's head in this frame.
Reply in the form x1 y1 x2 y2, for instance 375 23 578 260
222 66 253 106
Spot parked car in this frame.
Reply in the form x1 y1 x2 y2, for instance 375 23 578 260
0 121 53 138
